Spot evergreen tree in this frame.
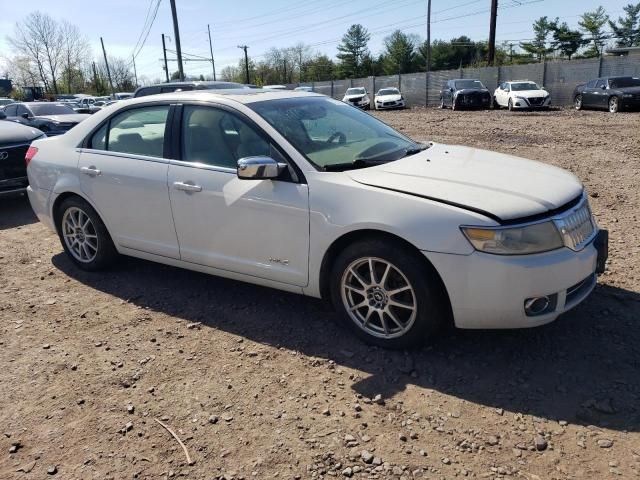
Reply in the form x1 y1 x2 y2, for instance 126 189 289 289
336 24 370 78
520 16 555 60
608 2 640 47
382 30 416 75
579 6 609 56
551 21 587 59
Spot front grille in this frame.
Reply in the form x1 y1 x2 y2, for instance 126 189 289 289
0 142 29 182
383 101 397 106
553 197 596 251
348 97 363 104
527 97 545 106
460 93 489 105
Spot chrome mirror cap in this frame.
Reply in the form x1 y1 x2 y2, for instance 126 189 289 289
237 156 286 180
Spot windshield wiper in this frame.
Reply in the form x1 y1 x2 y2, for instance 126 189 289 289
403 142 430 157
323 158 393 172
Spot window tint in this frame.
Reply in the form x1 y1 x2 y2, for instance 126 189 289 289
181 106 269 169
5 105 17 116
17 105 30 116
586 80 597 88
595 79 606 88
90 123 108 150
97 106 169 157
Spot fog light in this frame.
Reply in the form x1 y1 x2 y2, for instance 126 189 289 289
524 293 558 317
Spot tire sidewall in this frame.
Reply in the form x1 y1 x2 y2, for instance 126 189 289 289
329 239 443 349
609 96 619 113
56 196 117 271
575 94 582 110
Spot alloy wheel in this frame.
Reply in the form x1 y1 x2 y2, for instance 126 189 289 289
574 95 582 110
609 96 618 113
340 257 417 339
62 207 99 263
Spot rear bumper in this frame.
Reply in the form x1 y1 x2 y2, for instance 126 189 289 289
0 176 28 196
425 236 604 329
26 185 55 231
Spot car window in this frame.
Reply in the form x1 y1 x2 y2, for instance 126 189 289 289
181 105 270 169
586 80 597 88
5 105 17 116
595 79 605 88
93 105 169 157
16 105 30 116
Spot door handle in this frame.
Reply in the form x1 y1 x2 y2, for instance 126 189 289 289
80 166 102 176
173 181 202 192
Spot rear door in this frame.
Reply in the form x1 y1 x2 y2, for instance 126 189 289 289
581 80 598 107
593 79 608 108
78 103 180 258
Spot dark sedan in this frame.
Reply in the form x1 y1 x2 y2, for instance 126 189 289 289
1 102 90 135
440 79 491 110
0 117 45 195
574 76 640 113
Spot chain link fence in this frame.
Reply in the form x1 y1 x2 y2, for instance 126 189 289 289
293 56 640 108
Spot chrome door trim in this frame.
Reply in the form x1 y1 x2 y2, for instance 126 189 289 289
168 158 236 174
78 148 169 164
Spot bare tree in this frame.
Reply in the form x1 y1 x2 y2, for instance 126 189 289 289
99 57 135 91
60 21 90 93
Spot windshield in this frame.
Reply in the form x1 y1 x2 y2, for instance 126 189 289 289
378 89 399 96
249 97 419 170
511 82 540 91
609 77 640 88
454 80 485 90
30 104 76 115
346 88 365 96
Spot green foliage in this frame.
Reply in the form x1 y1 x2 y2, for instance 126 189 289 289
608 2 640 47
424 36 489 70
336 24 371 78
579 6 609 56
551 21 588 59
170 70 181 80
382 30 416 74
520 16 555 60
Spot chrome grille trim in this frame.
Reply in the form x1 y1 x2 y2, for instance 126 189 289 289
552 196 596 251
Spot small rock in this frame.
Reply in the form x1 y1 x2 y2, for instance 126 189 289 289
495 408 504 416
399 433 407 442
597 439 614 448
392 466 403 475
361 450 374 464
77 399 85 405
47 465 58 475
559 420 568 426
534 435 548 451
42 344 51 350
373 394 385 405
322 407 331 416
410 432 418 440
125 422 133 432
354 403 362 412
342 466 353 477
209 415 219 424
513 448 522 458
9 445 18 453
442 457 451 465
372 456 382 466
222 413 234 422
127 405 135 414
486 435 499 446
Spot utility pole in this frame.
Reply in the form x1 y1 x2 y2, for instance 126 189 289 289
425 0 431 106
169 0 185 81
161 34 170 82
132 55 138 87
207 24 216 81
238 45 249 84
100 37 115 97
92 61 100 95
488 0 498 65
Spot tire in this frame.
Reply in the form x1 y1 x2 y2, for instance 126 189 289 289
439 97 445 109
451 99 457 111
574 94 582 110
56 196 118 271
493 97 500 109
608 96 620 113
508 98 514 111
329 238 446 349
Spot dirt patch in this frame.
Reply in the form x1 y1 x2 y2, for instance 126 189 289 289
1 108 639 479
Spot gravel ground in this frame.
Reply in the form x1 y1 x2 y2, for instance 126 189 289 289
1 107 639 480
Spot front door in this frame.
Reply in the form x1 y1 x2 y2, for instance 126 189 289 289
167 104 310 286
79 104 180 258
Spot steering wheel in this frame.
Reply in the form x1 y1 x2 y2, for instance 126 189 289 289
326 131 346 145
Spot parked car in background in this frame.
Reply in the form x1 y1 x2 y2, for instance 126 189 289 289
113 92 134 100
134 81 246 98
440 79 491 110
494 81 550 111
26 90 607 348
0 116 45 195
574 76 640 113
294 86 313 92
374 88 405 110
0 98 13 107
342 87 370 109
1 102 90 135
263 85 288 90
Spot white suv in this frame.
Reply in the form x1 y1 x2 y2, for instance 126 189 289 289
342 87 370 109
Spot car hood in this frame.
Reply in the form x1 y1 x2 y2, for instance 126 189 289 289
36 114 91 123
0 121 43 144
455 88 489 95
347 143 583 222
376 94 402 101
510 89 549 97
343 94 367 100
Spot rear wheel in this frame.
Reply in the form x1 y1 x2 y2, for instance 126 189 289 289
56 196 118 271
608 96 620 113
574 94 583 110
439 97 445 109
330 239 445 349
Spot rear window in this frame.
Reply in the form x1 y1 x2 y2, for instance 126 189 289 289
29 104 75 116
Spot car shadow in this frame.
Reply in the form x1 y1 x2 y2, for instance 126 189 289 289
0 193 38 230
51 252 640 432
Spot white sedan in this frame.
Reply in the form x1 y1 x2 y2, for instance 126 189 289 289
374 88 405 110
26 90 607 348
342 87 370 109
494 81 551 110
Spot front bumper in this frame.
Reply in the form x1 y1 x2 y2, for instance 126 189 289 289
511 97 551 109
375 100 405 110
425 230 607 329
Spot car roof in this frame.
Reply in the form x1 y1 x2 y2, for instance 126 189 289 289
123 89 324 106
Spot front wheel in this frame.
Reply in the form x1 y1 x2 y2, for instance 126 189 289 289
330 239 445 349
439 97 445 109
608 96 620 113
56 196 118 271
508 98 514 111
574 94 583 110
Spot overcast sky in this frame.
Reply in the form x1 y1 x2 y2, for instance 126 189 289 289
0 0 632 82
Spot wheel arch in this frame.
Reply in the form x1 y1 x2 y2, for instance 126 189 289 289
51 191 113 241
318 229 454 326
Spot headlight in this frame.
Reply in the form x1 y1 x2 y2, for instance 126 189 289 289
623 93 633 98
461 221 564 255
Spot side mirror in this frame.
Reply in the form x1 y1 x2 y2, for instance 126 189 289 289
21 113 30 119
237 156 286 180
600 85 606 90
